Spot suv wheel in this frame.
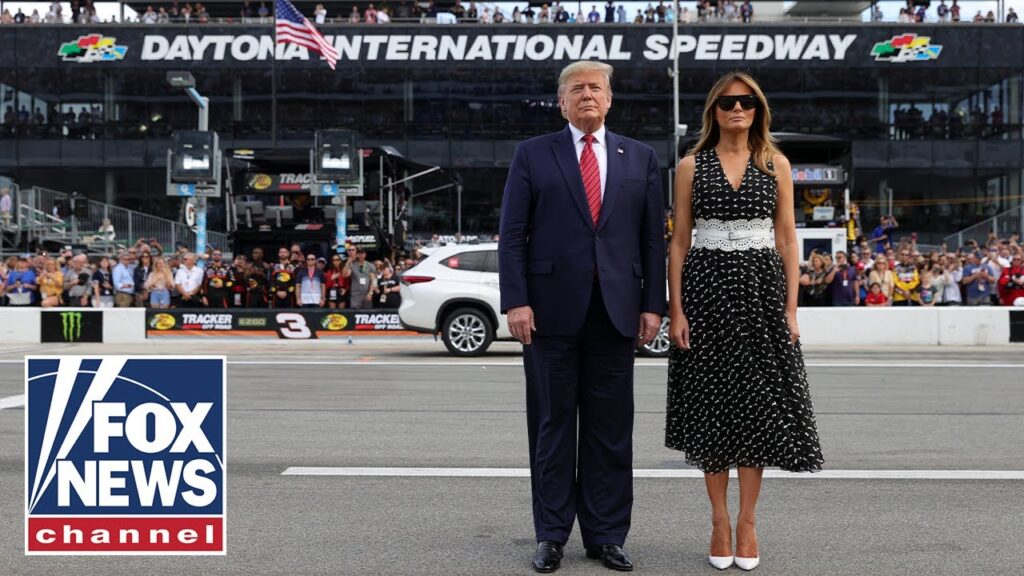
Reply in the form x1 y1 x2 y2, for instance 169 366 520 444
639 316 671 357
442 307 494 356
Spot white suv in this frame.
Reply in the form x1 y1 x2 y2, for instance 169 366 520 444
399 243 670 357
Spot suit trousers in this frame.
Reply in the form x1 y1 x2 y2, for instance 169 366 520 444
523 281 636 547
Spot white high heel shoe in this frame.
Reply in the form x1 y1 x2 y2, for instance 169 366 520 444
735 556 760 571
708 555 734 570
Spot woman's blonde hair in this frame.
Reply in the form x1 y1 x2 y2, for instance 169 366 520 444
686 71 781 176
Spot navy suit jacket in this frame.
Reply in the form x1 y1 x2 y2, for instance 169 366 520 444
498 125 667 337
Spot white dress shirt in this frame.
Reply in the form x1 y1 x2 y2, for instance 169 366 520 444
174 265 204 295
567 123 607 199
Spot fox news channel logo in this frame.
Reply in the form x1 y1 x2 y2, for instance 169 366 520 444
25 356 226 555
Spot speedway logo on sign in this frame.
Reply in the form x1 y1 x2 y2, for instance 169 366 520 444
25 356 226 555
58 34 128 63
41 311 104 343
871 33 941 62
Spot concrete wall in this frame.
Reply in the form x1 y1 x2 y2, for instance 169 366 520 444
797 307 1012 346
0 308 41 343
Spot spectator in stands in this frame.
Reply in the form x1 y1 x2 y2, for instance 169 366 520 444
145 257 175 309
588 5 600 22
141 5 158 23
251 247 271 276
915 3 927 22
1008 8 1019 23
452 0 466 21
972 10 984 23
295 253 326 308
99 218 115 242
112 253 135 308
921 268 942 306
539 3 550 22
937 0 950 21
13 8 25 24
999 253 1024 305
925 263 944 305
865 282 888 307
63 255 92 306
227 255 247 307
467 2 479 20
0 187 11 230
868 255 895 303
951 0 961 22
604 0 615 22
983 246 1007 304
325 253 350 309
349 248 376 309
0 9 14 24
365 3 378 23
892 247 920 306
174 253 204 307
92 256 115 308
940 254 963 305
871 215 898 254
4 258 37 306
961 252 994 306
376 266 401 308
800 252 831 307
196 3 209 23
616 4 626 22
29 9 40 23
377 7 391 22
134 251 153 306
271 247 296 308
827 251 859 306
203 249 232 308
740 0 753 22
494 8 506 23
241 0 254 21
349 5 361 23
512 6 523 23
314 3 327 23
38 258 63 308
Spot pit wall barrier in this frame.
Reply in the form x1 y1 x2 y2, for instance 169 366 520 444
0 307 1021 345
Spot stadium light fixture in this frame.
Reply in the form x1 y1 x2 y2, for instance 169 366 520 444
165 71 196 89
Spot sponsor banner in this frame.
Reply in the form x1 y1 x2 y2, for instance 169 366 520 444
244 172 312 193
25 357 226 555
146 309 407 338
1011 310 1024 343
6 26 1018 69
41 311 104 343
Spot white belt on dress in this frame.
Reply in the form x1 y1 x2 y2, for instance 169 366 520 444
692 218 775 251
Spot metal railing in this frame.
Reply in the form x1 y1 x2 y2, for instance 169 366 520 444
943 205 1024 251
19 186 229 255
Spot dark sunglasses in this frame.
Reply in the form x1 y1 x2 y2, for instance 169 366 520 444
715 94 758 111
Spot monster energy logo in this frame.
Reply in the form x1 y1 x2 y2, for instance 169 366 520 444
60 312 82 342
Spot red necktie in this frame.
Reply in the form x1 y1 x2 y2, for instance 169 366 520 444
580 134 601 225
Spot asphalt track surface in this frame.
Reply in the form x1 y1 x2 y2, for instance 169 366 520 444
1 338 1022 575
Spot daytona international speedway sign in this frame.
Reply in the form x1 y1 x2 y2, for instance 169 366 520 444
1 25 1001 69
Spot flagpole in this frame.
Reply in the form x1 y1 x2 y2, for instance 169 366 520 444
272 2 278 147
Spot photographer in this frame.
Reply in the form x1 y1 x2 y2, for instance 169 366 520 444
998 253 1024 306
825 251 859 306
64 268 91 308
799 252 831 307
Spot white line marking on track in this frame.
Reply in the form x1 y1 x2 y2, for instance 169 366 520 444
0 359 1022 369
281 467 1024 480
0 394 26 410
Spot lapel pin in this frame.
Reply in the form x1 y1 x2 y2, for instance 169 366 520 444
617 147 624 155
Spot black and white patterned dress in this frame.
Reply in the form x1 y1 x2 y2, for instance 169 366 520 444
665 148 824 474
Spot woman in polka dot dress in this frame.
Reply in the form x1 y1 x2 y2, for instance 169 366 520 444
666 72 824 571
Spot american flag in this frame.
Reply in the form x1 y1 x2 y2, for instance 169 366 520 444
275 0 339 70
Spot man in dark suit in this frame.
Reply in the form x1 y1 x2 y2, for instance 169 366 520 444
499 61 666 573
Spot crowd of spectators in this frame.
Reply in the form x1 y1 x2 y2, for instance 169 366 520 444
891 104 1010 140
879 0 1019 24
3 0 1019 26
0 239 414 310
799 216 1024 307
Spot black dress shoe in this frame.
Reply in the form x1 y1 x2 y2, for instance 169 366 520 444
586 544 634 571
532 541 564 573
